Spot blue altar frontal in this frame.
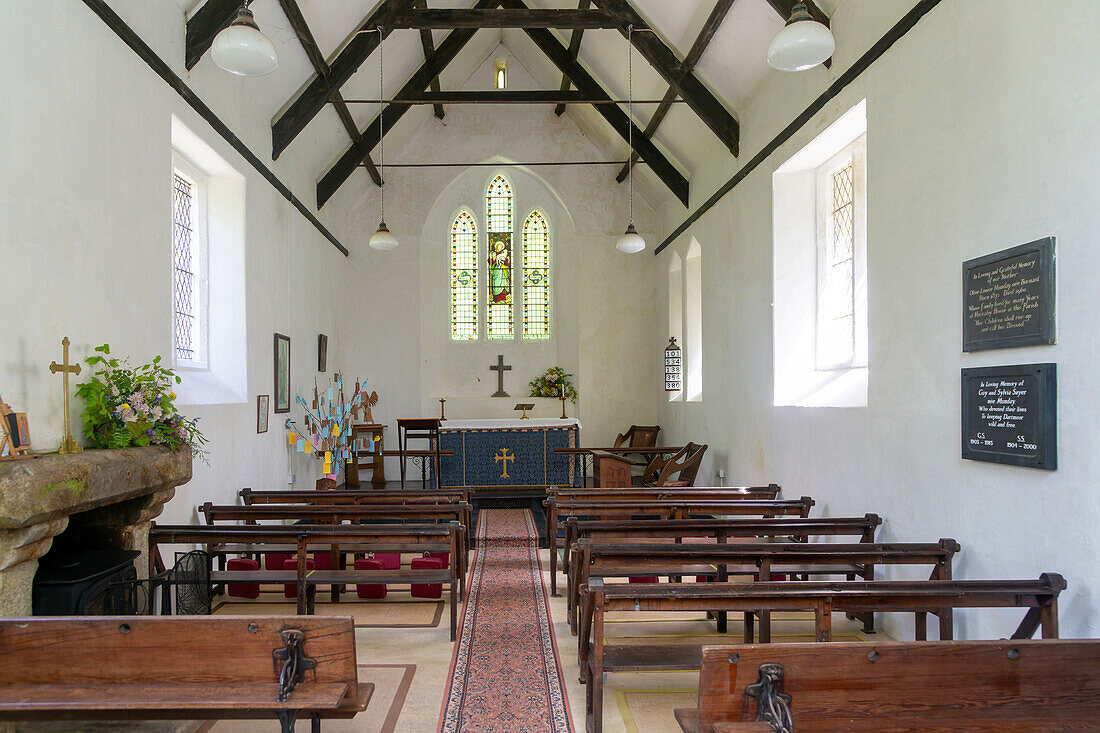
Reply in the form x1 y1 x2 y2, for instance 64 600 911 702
439 419 582 492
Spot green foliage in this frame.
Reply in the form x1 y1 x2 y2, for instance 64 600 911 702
529 366 578 404
75 344 208 461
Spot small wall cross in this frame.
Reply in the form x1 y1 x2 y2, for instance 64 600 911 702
49 337 82 454
490 354 512 398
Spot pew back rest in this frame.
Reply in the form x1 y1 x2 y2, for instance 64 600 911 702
0 615 357 692
613 425 661 448
696 639 1100 732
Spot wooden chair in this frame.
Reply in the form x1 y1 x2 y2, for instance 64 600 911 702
397 418 442 490
642 442 708 486
613 425 661 448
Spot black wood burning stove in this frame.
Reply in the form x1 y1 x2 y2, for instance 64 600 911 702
32 549 141 615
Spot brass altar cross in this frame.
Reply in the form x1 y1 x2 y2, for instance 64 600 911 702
494 447 515 479
49 337 82 454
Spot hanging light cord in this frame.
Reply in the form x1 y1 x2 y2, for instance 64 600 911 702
627 24 634 227
378 25 385 223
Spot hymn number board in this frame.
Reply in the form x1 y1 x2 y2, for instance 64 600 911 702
961 364 1056 470
963 238 1055 352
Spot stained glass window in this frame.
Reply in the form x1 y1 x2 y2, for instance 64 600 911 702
486 175 514 339
172 171 197 362
522 210 550 339
450 211 478 340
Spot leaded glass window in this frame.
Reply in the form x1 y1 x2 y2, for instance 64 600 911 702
522 210 550 340
172 171 197 362
451 211 478 340
486 175 514 339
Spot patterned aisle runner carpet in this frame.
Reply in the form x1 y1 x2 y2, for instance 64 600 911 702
439 508 574 732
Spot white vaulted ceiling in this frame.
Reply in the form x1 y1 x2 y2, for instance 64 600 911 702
182 0 845 210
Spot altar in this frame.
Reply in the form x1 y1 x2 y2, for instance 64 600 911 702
438 418 582 494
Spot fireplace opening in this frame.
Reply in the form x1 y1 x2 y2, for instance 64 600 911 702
33 549 140 615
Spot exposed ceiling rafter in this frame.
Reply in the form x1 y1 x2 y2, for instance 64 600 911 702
387 7 621 28
414 0 447 119
271 0 416 160
501 0 689 205
276 0 382 187
592 0 739 155
555 0 592 116
618 0 736 182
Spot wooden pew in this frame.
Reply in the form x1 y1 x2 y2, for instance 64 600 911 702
0 615 370 732
153 523 463 639
570 538 959 635
579 574 1066 733
200 501 471 569
684 635 1094 733
562 514 882 621
238 487 473 535
544 491 801 596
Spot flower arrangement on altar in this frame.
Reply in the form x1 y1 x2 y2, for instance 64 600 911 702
76 344 208 460
529 366 578 404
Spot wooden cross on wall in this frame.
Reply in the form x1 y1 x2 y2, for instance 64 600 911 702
490 354 512 398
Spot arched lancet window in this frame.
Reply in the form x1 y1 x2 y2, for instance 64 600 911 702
450 210 478 340
668 253 683 402
685 239 703 401
522 210 550 340
485 174 514 340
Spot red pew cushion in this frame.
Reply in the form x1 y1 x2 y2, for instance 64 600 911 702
226 558 259 599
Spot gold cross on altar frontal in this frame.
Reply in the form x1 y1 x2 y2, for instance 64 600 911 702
494 447 515 479
49 337 82 454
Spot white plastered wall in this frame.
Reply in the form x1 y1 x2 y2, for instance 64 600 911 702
654 0 1100 639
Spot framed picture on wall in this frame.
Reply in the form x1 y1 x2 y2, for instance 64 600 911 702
318 334 328 372
274 333 290 413
257 395 269 433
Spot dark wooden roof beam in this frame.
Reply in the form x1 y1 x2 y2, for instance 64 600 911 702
414 0 446 119
336 90 686 104
276 0 381 186
271 0 416 160
592 0 740 155
500 0 688 205
555 0 592 116
389 7 620 28
617 0 735 182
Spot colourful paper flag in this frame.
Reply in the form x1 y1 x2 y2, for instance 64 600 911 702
289 432 297 446
296 438 305 452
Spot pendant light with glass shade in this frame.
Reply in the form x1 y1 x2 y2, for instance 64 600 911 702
369 26 398 252
616 25 646 254
211 5 278 77
767 2 835 72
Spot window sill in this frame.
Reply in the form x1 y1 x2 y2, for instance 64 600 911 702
175 369 246 406
775 367 867 408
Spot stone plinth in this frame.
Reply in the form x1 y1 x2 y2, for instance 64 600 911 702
0 446 192 616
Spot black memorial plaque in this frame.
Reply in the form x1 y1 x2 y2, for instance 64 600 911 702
961 363 1056 470
963 237 1055 352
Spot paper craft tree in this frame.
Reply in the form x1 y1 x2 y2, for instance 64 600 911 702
286 373 369 480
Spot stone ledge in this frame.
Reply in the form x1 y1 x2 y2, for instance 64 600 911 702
0 447 192 529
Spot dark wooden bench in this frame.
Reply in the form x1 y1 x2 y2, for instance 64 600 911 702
561 514 882 611
545 493 807 595
0 615 370 732
579 574 1066 733
570 538 959 634
681 634 1093 732
152 523 463 639
200 501 471 567
239 487 473 532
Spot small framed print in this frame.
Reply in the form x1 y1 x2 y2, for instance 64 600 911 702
274 333 291 413
318 334 328 372
257 395 270 434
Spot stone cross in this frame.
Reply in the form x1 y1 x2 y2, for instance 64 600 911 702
48 337 82 455
490 354 512 397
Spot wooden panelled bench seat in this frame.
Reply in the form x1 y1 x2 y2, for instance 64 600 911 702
152 523 463 639
569 538 957 633
545 494 810 595
239 487 473 532
0 615 370 733
560 514 882 601
680 635 1094 733
199 501 471 567
579 574 1066 733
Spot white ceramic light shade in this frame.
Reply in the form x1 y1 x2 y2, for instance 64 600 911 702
211 8 278 77
616 224 646 254
767 7 835 72
369 222 398 252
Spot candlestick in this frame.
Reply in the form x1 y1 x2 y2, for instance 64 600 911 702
439 397 447 421
560 392 568 420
